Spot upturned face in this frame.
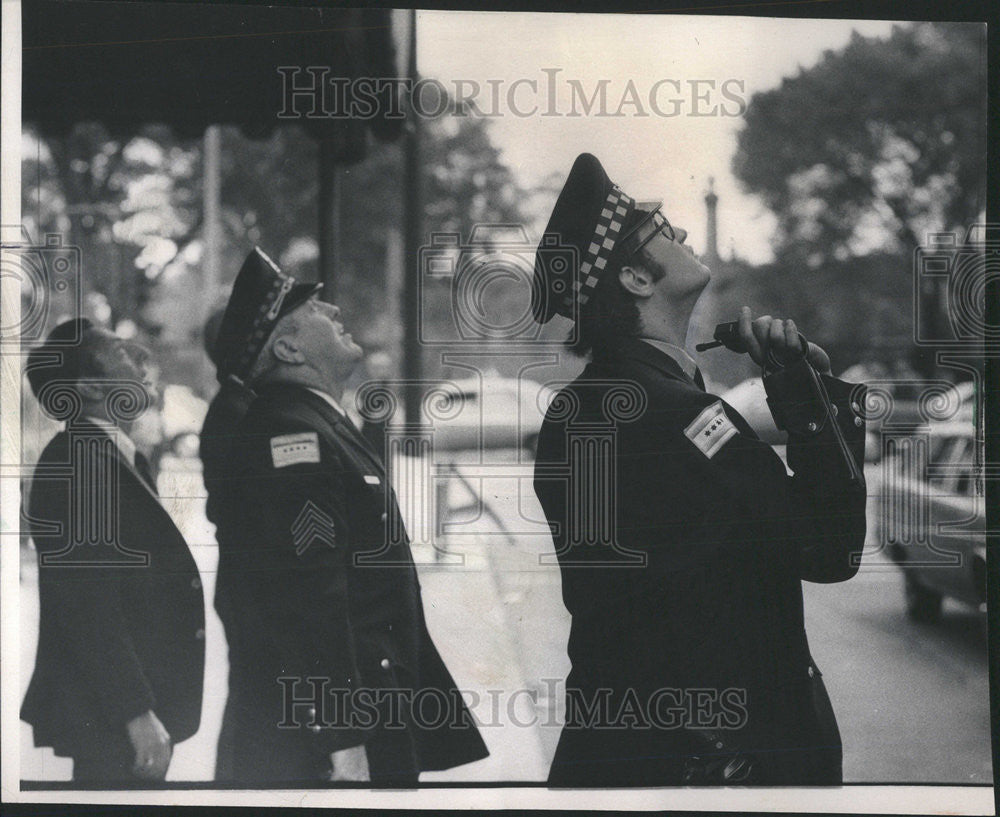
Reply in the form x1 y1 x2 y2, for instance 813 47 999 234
285 294 364 380
640 221 712 300
80 329 157 417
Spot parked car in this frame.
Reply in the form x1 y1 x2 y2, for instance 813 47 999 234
374 375 556 453
874 419 986 623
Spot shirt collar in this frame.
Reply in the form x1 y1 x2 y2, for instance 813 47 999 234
638 338 699 381
306 387 347 417
82 416 137 467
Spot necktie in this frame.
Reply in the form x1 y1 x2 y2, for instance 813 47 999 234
693 367 706 392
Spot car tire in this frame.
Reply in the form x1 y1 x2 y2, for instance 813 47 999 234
904 576 943 623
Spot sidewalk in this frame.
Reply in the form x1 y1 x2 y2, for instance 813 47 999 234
403 452 572 780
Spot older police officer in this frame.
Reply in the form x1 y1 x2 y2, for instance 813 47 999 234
209 250 487 784
532 154 867 786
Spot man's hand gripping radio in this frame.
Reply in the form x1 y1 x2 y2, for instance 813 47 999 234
697 311 865 491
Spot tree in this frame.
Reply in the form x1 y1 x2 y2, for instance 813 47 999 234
23 113 532 389
732 22 986 379
22 123 202 332
733 22 986 266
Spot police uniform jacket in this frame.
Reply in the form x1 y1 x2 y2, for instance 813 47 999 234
533 338 867 786
215 383 488 782
201 379 255 535
200 379 256 780
21 420 206 758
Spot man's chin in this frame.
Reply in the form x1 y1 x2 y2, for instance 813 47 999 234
690 265 712 295
339 342 365 371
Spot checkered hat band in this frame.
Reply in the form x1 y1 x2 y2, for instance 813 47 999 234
564 187 633 310
234 275 295 378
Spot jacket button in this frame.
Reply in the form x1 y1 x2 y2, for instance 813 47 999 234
307 706 317 718
309 724 322 733
851 401 860 413
191 577 202 590
195 628 206 641
807 422 818 432
807 665 815 678
380 512 388 524
854 416 863 427
831 404 838 416
380 658 391 670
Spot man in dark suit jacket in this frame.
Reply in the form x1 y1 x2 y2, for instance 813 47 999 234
531 154 867 786
208 249 488 784
22 319 205 783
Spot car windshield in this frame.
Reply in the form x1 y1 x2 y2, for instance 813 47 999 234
928 434 976 495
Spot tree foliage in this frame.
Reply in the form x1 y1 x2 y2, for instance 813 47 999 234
22 113 530 389
733 22 986 265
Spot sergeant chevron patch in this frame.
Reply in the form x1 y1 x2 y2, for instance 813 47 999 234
291 500 337 555
684 401 738 459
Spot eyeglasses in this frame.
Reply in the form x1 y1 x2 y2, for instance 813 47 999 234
621 209 676 256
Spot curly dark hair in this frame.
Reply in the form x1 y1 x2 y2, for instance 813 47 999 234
568 245 664 357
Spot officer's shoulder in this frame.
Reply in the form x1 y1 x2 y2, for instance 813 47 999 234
642 380 725 433
545 366 715 431
242 386 323 429
233 388 332 464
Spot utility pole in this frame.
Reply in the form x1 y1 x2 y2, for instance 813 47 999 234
318 141 342 301
202 124 222 393
203 125 222 313
401 9 422 425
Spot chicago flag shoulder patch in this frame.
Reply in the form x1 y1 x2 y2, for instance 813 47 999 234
270 432 320 468
684 401 738 459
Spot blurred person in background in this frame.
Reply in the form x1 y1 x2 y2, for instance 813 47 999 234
200 304 256 536
198 303 257 780
21 319 205 783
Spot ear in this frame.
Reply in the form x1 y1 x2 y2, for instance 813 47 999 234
271 333 305 365
618 264 655 298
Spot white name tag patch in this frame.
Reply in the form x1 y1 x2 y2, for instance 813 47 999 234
270 432 320 468
363 474 381 486
685 401 738 459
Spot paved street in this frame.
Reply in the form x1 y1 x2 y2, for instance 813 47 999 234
18 454 991 783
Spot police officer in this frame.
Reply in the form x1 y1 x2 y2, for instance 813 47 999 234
22 319 205 782
209 249 488 784
532 154 868 786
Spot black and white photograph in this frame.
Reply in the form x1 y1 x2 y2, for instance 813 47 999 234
1 0 995 812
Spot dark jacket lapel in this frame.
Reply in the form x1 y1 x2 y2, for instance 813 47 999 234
70 419 161 502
